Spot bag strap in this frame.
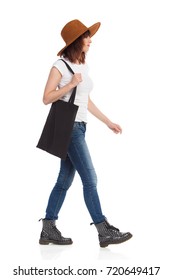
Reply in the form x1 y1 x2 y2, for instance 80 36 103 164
60 59 77 104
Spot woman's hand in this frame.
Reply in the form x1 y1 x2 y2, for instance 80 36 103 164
107 121 122 134
70 73 82 87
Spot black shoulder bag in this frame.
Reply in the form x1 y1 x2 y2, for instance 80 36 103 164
36 60 78 160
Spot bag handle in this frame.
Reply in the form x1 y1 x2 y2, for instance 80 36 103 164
60 59 77 104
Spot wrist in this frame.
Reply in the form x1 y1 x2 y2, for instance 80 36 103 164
68 81 76 90
105 119 112 127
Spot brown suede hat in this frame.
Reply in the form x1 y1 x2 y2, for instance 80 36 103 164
57 19 101 56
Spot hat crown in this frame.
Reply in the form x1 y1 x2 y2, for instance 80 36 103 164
61 19 88 44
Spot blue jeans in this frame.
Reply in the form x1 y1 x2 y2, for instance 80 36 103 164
45 122 105 223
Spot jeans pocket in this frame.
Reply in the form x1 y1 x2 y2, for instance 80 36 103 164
72 122 86 139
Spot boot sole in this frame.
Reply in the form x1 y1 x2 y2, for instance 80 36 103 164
39 239 73 245
100 233 133 248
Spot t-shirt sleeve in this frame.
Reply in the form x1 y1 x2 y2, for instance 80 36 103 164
52 59 67 76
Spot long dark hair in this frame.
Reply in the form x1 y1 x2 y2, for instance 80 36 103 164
61 30 90 64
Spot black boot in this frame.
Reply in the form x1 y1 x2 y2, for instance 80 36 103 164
39 219 73 245
93 220 132 247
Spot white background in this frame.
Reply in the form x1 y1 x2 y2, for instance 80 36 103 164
0 0 173 279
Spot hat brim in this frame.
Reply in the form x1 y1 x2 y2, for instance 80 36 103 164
57 22 101 56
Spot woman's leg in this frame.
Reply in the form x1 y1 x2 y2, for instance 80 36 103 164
68 123 132 247
45 155 76 220
39 156 75 245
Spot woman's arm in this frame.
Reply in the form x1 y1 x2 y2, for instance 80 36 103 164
88 97 122 134
43 67 82 105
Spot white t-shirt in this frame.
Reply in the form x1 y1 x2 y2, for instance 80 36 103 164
53 58 93 123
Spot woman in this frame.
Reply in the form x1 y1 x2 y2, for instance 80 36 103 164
39 19 132 247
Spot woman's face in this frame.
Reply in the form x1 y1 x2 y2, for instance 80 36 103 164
82 36 92 53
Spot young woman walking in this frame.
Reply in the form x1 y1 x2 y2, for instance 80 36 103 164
39 19 132 247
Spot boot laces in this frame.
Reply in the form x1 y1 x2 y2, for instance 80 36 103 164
90 221 119 232
105 221 119 232
52 225 61 236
